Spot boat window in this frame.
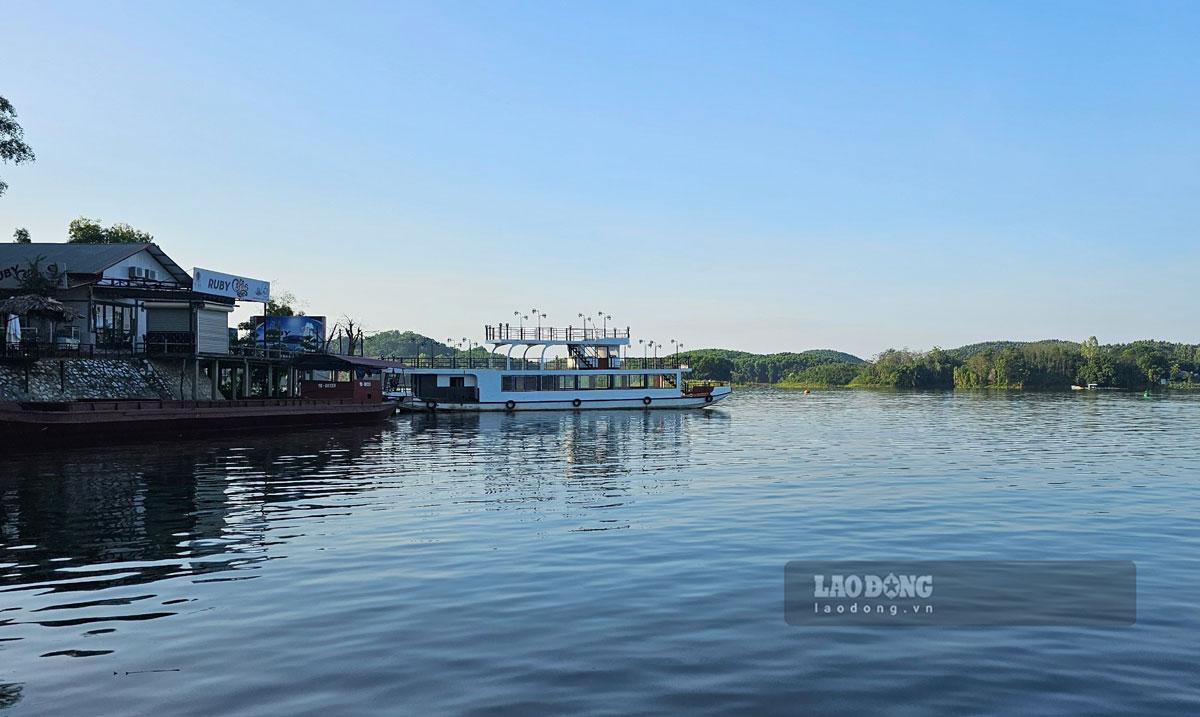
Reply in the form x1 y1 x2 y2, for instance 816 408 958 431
502 375 539 392
579 375 614 390
616 374 647 389
538 375 577 391
651 374 678 389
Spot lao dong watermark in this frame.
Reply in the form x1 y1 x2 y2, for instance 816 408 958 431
785 561 1136 627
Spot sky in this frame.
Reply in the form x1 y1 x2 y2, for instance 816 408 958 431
2 1 1198 358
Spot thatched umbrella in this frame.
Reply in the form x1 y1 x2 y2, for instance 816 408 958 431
0 294 80 344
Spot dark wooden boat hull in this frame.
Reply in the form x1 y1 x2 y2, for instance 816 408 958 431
0 398 398 443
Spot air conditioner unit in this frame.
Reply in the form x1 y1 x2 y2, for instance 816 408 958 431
128 266 145 278
145 269 158 280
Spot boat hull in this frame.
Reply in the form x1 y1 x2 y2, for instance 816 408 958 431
0 399 398 443
395 387 731 412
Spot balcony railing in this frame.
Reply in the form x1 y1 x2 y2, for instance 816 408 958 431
2 341 145 360
484 324 631 342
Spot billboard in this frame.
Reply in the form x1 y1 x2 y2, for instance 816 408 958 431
193 267 270 302
253 315 326 352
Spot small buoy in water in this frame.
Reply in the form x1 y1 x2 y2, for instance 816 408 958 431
803 389 811 395
1143 390 1151 399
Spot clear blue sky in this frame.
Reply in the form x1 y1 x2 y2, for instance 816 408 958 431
3 1 1197 357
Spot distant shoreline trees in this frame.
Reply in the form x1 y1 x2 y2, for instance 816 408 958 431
688 339 1197 390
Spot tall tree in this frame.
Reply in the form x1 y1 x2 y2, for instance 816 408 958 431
12 227 30 243
67 217 154 244
0 96 35 197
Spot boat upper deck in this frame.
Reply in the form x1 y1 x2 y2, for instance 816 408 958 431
485 324 630 346
379 355 690 372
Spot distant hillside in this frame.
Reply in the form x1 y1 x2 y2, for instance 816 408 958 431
852 339 1199 390
363 330 456 358
680 348 864 383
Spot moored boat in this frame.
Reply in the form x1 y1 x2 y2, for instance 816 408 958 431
2 353 402 444
384 323 731 412
0 397 397 441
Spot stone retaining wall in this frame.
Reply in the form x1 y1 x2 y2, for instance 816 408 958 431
0 358 218 402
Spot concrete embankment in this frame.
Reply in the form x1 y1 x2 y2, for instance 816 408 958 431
0 358 218 402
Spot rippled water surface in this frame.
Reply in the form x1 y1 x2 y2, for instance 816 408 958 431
2 389 1199 715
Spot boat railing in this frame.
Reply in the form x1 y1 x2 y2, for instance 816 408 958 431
379 354 691 370
483 324 631 342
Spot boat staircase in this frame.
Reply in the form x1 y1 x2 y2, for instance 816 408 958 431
568 344 597 369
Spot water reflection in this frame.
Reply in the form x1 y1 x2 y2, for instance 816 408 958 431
0 410 711 670
406 409 713 478
1 426 389 592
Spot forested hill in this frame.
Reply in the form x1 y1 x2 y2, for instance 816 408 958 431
363 330 456 357
847 339 1200 390
946 340 1079 361
677 349 864 384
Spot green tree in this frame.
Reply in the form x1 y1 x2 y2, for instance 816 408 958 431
692 354 734 381
0 96 35 197
67 216 153 244
266 290 300 317
12 227 30 243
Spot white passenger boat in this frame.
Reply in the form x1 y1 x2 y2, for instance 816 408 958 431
384 324 731 412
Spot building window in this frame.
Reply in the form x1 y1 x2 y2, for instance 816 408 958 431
93 302 137 346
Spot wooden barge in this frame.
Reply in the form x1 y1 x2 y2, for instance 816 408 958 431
1 354 402 444
0 397 397 441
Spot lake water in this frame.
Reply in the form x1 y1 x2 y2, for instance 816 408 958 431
2 388 1199 715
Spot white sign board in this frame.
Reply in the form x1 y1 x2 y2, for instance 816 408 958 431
193 267 270 302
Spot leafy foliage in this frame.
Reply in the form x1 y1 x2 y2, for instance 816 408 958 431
12 227 30 243
861 338 1199 390
780 362 861 387
67 217 154 244
363 330 458 358
0 96 36 197
681 348 864 383
849 348 956 388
